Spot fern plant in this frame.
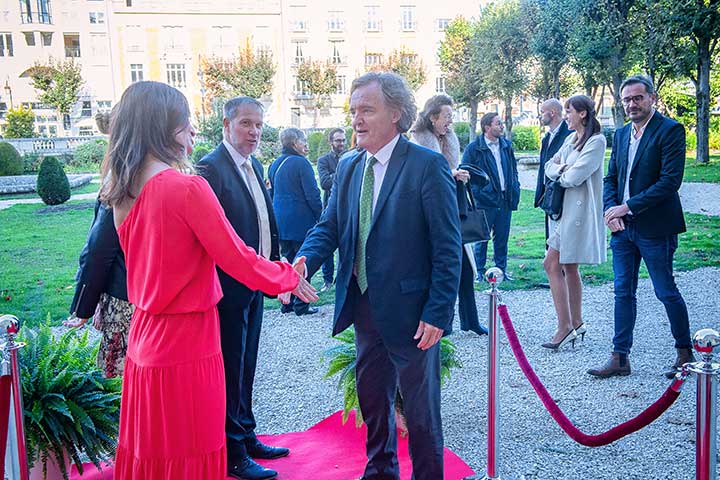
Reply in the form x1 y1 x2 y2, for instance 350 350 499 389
322 327 462 428
19 317 122 480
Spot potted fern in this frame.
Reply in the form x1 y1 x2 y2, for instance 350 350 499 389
322 327 462 433
20 319 122 480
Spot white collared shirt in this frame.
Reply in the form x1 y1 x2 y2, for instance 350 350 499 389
365 134 400 213
548 121 563 146
484 135 505 191
623 111 654 204
223 139 253 189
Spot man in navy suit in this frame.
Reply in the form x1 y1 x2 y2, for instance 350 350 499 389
268 127 323 315
293 72 461 479
197 97 289 480
535 99 572 243
589 75 693 379
462 112 520 281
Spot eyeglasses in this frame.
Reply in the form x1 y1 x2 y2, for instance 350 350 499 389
621 95 646 106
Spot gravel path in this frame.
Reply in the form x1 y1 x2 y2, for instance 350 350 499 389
518 165 720 216
251 267 720 479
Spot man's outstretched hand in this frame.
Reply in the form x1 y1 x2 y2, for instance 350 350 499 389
414 321 443 350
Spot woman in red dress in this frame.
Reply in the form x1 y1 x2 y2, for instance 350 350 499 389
100 81 317 479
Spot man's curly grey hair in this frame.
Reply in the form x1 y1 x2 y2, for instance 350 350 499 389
350 72 417 133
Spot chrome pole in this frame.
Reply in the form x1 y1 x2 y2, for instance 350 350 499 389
0 315 28 480
482 267 503 480
687 329 719 480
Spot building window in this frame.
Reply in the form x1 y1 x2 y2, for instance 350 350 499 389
365 52 382 66
166 63 187 88
125 25 143 52
0 103 7 119
162 26 185 51
366 5 381 32
23 31 35 46
41 32 52 46
293 76 309 97
400 5 416 31
292 41 306 65
78 126 94 136
327 11 344 32
81 101 92 117
291 107 301 127
126 0 131 6
97 100 111 112
435 77 446 93
130 64 144 82
335 75 346 95
290 5 308 32
0 33 14 57
256 43 272 58
211 26 233 53
89 34 108 59
89 12 105 24
64 33 80 57
330 41 343 65
435 18 450 31
20 0 52 24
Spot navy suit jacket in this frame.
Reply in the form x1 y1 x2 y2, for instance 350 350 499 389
535 120 572 208
196 144 280 308
462 135 520 210
317 150 342 206
297 136 462 349
603 110 686 237
269 148 323 242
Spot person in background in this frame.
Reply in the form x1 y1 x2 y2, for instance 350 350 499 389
541 95 606 351
411 94 487 336
100 81 315 480
316 127 346 292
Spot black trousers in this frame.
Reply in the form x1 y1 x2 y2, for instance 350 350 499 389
455 247 484 334
218 291 264 460
350 279 444 480
279 239 311 314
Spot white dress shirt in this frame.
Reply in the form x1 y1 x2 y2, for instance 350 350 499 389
365 134 400 213
484 135 505 191
623 111 654 205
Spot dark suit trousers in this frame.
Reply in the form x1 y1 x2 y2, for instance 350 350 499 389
473 204 512 277
350 279 444 480
279 239 310 314
218 291 264 460
456 248 483 334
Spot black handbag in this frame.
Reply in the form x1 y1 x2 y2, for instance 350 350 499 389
458 183 490 243
540 179 565 221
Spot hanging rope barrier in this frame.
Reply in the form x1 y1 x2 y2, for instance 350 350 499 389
497 303 686 447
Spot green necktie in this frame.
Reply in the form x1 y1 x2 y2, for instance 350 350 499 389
356 156 377 294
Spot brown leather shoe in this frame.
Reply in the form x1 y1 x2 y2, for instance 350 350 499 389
587 352 631 378
664 347 696 379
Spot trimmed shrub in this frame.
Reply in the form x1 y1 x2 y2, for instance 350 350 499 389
0 142 24 176
23 153 42 173
70 139 108 169
686 131 697 151
511 125 540 151
36 156 71 205
453 122 471 152
191 140 214 163
602 126 616 150
307 131 326 163
4 107 35 138
257 125 281 165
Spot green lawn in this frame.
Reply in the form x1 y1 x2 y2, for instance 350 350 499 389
2 188 719 329
684 154 720 183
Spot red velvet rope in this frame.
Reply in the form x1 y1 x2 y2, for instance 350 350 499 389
0 375 12 479
497 303 682 447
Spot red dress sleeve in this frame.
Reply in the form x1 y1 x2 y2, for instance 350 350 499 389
183 175 300 296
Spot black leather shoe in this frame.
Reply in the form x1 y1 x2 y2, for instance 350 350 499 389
280 304 293 314
228 456 277 480
295 306 319 316
246 439 290 460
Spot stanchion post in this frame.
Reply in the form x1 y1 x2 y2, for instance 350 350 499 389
687 329 719 480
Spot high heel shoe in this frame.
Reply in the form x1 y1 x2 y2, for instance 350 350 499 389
541 329 577 351
574 323 587 342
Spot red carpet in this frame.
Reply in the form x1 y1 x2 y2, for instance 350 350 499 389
70 411 474 479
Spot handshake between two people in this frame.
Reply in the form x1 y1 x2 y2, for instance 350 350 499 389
280 256 319 305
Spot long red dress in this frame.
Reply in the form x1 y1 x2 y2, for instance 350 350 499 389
113 169 298 479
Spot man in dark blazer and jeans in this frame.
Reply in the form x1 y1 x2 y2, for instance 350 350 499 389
197 97 288 480
293 72 461 480
589 75 693 379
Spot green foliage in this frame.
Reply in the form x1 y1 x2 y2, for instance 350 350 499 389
602 126 616 150
198 99 224 146
4 106 36 138
512 126 540 151
307 131 326 163
322 327 462 427
687 131 697 151
453 122 472 151
0 142 23 176
28 59 84 119
201 40 276 100
69 139 107 169
191 140 214 163
296 61 338 126
256 125 281 165
20 318 122 479
373 48 427 91
36 156 71 205
23 153 42 173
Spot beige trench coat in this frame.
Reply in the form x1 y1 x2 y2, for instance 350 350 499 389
545 132 607 265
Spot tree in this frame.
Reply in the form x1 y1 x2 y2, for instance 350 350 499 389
439 16 488 141
295 60 337 127
471 0 531 138
28 59 84 134
4 106 35 138
201 40 276 102
373 47 427 91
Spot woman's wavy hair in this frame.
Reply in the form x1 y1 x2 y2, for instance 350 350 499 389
100 81 192 206
566 95 601 152
412 94 453 135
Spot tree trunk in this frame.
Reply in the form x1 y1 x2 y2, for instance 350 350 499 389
695 38 711 164
597 84 606 119
611 74 625 129
469 99 478 143
552 62 561 99
504 96 513 140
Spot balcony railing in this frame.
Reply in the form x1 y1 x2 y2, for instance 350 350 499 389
21 12 52 24
65 46 81 57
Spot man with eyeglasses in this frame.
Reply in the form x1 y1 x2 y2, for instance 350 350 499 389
588 75 693 379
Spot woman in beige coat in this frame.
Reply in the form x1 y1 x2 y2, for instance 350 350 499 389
542 95 606 350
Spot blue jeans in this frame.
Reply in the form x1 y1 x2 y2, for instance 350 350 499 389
610 224 691 354
473 206 512 278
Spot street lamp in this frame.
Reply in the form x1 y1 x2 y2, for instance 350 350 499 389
3 80 13 109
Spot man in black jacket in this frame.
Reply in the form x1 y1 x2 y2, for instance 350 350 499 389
315 127 346 291
197 97 287 480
